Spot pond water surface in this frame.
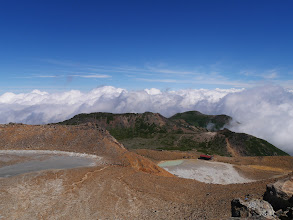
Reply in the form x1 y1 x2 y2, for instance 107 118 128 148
0 150 102 178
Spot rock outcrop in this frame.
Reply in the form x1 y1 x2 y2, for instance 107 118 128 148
263 176 293 219
231 198 276 219
263 177 293 211
231 176 293 220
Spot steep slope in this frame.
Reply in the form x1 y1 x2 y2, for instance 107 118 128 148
217 129 288 156
57 111 289 156
0 123 172 177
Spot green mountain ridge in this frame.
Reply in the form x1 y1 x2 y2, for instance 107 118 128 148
57 111 289 157
170 111 232 131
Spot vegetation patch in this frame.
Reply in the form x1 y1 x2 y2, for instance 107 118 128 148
170 111 231 131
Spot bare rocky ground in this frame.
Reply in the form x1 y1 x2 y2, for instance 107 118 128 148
0 124 292 219
0 164 292 219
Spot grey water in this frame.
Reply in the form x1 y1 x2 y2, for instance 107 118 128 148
0 153 98 178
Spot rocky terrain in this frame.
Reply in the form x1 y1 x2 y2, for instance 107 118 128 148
0 116 292 219
57 111 289 156
0 155 291 219
231 176 293 219
0 123 171 177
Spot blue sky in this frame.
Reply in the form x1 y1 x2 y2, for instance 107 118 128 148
0 0 293 93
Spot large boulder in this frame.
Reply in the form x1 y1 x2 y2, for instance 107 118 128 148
263 176 293 212
231 198 276 219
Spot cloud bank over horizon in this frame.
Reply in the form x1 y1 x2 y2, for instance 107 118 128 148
0 85 292 155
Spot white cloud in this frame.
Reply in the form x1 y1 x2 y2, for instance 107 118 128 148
0 85 292 155
137 78 183 83
240 69 279 80
137 77 251 88
36 75 60 78
25 74 112 79
215 86 293 155
144 88 162 95
69 74 111 78
263 70 278 79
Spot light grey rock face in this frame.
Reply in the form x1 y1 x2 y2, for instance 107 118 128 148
231 198 277 219
263 176 293 212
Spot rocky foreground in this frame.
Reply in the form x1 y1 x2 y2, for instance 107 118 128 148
0 123 292 219
232 176 293 219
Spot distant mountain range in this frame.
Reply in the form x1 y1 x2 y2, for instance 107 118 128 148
57 111 288 157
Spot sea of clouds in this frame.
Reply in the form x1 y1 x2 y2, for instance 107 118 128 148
0 85 292 155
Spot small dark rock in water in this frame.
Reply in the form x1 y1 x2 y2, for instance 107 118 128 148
231 198 276 219
263 176 293 212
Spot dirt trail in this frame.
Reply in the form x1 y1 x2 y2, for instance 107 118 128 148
64 166 110 193
226 138 239 157
174 134 185 147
